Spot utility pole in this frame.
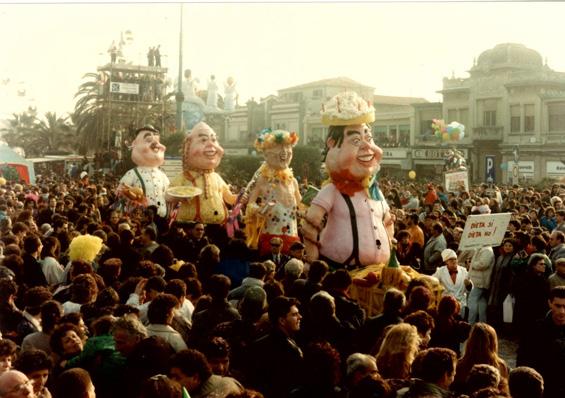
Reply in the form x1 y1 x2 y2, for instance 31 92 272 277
175 3 184 133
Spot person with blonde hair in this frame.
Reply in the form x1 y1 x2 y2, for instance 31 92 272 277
453 322 509 394
375 323 421 380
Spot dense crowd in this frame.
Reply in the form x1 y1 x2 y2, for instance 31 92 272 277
0 170 564 398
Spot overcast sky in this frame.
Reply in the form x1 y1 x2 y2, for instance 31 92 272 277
1 1 565 117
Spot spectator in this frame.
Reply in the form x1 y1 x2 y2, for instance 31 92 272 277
453 323 509 394
146 293 187 352
40 237 65 287
422 222 447 275
249 296 304 398
429 295 470 356
396 347 457 397
0 370 36 398
190 275 240 350
358 287 404 354
548 257 565 289
508 367 544 398
0 339 17 375
511 253 550 340
13 349 53 398
433 249 470 313
375 323 420 379
465 246 495 324
517 286 565 398
54 368 95 398
169 349 243 398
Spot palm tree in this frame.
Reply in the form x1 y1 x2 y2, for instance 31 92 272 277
0 107 38 156
2 109 77 156
33 112 76 154
72 72 107 154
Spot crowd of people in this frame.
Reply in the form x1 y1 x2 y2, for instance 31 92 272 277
0 169 564 398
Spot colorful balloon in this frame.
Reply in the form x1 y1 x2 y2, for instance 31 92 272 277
408 170 416 180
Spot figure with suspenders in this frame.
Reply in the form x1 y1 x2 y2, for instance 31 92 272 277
118 125 170 217
302 92 394 270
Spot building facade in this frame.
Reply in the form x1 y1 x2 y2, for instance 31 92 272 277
439 43 565 183
221 43 565 183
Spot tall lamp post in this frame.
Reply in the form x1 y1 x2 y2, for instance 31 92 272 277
175 3 184 133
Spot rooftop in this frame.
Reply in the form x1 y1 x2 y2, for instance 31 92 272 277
373 94 428 106
278 76 374 92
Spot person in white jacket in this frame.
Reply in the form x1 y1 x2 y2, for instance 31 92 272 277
433 249 471 315
465 246 495 323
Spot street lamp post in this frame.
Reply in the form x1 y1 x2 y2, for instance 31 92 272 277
175 3 184 134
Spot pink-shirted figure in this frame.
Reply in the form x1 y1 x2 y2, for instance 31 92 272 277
303 92 394 269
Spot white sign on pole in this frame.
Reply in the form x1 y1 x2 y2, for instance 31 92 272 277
109 82 140 95
444 170 469 193
458 213 511 251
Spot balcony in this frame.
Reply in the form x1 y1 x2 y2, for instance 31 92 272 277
473 126 503 141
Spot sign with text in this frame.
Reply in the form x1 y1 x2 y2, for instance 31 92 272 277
109 82 140 95
413 148 469 160
546 161 565 176
459 213 511 250
444 170 469 193
506 160 534 176
382 149 408 158
485 155 495 183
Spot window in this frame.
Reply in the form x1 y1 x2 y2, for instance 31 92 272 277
420 120 434 136
548 103 565 132
447 109 457 123
484 111 496 126
510 105 521 133
309 127 325 146
399 124 410 146
312 89 323 98
524 104 535 132
239 130 248 141
388 126 398 142
290 93 302 102
459 108 469 128
374 125 387 143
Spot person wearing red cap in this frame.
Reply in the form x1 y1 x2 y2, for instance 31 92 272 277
424 184 439 206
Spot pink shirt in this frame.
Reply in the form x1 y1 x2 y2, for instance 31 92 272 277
312 183 391 266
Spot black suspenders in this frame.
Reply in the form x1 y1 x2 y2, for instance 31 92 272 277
341 193 361 267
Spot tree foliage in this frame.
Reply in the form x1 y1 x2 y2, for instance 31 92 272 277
1 108 75 157
161 131 185 157
72 72 107 155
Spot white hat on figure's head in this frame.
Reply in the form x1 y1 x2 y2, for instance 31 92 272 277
441 249 457 263
320 91 375 126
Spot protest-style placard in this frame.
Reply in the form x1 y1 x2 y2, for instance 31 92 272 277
445 170 469 193
458 213 511 250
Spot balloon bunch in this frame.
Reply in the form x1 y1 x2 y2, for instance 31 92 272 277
432 119 465 142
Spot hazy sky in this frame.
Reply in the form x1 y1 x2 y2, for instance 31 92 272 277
1 1 565 117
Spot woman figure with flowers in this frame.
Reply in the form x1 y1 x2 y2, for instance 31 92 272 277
246 129 301 255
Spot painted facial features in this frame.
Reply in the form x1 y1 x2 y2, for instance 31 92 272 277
131 130 166 168
325 124 383 180
185 124 224 170
264 143 293 170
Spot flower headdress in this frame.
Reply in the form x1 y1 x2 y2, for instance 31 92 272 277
254 128 299 152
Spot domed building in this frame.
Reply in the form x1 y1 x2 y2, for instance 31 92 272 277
423 43 565 183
